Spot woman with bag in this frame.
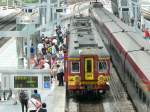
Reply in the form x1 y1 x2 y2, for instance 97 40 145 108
28 98 42 112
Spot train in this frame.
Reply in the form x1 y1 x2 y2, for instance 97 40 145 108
21 6 38 15
64 14 111 96
89 1 150 111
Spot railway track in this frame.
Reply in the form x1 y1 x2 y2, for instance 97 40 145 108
79 103 104 112
0 12 19 47
67 98 104 112
0 13 17 24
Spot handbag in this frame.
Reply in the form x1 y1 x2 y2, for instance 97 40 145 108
30 99 42 110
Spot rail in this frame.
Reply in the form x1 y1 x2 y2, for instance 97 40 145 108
79 103 104 112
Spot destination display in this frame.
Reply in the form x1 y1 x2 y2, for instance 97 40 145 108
14 76 38 88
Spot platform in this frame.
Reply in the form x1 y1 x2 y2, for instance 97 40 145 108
0 37 18 69
0 82 66 112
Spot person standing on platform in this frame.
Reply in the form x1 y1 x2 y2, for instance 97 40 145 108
7 88 12 100
59 70 64 86
57 64 64 86
31 89 41 102
30 43 35 57
3 90 6 100
19 90 29 112
41 34 45 42
144 28 149 39
28 98 42 112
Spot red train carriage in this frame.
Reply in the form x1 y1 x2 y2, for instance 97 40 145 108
64 15 111 96
89 1 150 111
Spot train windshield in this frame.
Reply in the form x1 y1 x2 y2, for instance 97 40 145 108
71 62 80 73
99 61 107 72
28 9 32 13
87 60 92 72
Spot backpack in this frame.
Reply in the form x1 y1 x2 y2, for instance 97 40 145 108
47 47 52 53
30 47 35 53
19 91 29 102
42 48 47 55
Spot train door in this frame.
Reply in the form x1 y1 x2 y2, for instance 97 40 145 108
84 58 94 80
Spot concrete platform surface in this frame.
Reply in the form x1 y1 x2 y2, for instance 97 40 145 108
0 83 66 112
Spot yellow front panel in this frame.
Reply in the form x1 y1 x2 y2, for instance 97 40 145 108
68 75 81 86
68 76 76 85
85 58 94 80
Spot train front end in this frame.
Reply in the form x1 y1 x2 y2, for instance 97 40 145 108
64 15 111 96
66 55 110 95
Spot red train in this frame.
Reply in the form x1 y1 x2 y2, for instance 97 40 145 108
64 15 111 96
89 1 150 111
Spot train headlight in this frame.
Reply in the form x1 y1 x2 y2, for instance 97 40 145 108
98 75 104 81
97 75 105 85
106 82 110 86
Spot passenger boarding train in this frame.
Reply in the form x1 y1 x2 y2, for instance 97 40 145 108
89 1 150 111
64 14 111 96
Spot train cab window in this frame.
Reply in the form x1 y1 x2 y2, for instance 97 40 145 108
28 9 32 13
87 60 92 72
143 93 146 103
99 61 107 72
71 62 80 73
81 22 86 26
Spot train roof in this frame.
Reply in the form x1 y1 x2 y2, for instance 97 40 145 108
68 16 109 57
92 8 134 32
112 32 150 51
113 32 150 82
129 51 150 81
91 5 150 82
92 6 150 50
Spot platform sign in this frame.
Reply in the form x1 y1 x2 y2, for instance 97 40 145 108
122 8 129 11
1 70 51 90
44 76 51 89
14 76 38 88
56 8 63 12
16 16 39 24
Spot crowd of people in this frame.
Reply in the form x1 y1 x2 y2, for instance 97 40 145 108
20 25 67 112
0 25 68 112
29 25 66 71
28 24 67 85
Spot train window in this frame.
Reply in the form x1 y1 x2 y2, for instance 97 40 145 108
87 60 92 72
25 9 27 13
81 23 86 26
28 9 32 13
99 61 107 72
143 93 146 103
139 88 142 99
71 61 80 73
110 44 121 62
127 71 130 78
